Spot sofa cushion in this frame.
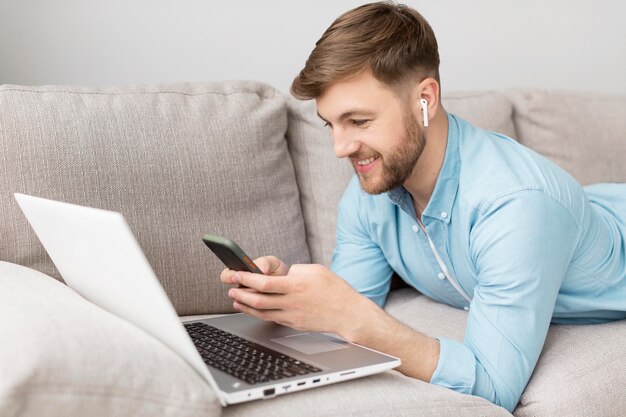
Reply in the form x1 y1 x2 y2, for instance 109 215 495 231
222 371 511 417
514 319 626 417
0 261 220 417
384 288 626 417
442 91 517 139
286 92 517 267
508 90 626 185
0 82 310 315
286 98 354 267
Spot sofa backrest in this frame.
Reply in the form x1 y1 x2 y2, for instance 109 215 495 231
1 82 625 314
508 89 626 185
0 82 310 315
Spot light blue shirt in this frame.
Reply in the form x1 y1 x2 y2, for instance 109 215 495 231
331 113 626 412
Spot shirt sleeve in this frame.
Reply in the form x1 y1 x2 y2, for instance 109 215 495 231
331 176 394 307
430 189 580 412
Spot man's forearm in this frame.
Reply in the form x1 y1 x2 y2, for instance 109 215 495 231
339 296 440 382
224 265 440 381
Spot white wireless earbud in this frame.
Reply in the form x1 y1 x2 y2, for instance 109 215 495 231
420 98 429 127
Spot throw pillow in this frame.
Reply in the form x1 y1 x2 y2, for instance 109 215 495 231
0 261 220 417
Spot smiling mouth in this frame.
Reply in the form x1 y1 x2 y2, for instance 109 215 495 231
353 155 379 174
356 156 379 166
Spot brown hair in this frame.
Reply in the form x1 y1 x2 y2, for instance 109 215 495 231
291 1 440 100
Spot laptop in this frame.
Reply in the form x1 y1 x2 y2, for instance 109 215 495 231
14 193 400 406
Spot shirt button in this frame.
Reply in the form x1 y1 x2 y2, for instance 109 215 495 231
440 211 448 219
437 272 445 280
463 306 470 311
411 224 419 233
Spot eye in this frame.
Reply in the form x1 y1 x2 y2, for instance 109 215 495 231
351 119 369 127
324 121 333 129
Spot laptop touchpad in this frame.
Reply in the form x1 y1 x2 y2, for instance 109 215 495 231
271 333 348 355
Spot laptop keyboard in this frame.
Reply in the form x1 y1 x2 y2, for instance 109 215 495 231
184 321 322 385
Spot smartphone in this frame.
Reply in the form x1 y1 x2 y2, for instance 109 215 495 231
202 234 264 274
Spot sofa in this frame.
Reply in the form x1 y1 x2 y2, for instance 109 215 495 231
1 81 625 417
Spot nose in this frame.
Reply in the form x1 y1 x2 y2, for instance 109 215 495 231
332 129 360 159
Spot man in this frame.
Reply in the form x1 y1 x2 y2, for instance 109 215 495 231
221 2 626 412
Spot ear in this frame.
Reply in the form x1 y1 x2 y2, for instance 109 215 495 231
415 77 440 126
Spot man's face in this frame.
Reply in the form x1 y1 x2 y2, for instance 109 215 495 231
316 71 425 195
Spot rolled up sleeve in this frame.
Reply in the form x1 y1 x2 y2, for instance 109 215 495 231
431 338 477 393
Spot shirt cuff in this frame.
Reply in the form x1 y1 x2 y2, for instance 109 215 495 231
430 337 476 395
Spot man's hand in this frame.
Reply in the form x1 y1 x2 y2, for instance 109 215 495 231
220 256 440 382
220 258 374 338
221 255 289 278
220 256 288 295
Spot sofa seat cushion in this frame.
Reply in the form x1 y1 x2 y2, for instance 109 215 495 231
514 319 626 417
0 261 220 417
0 82 310 315
384 288 626 417
221 370 510 417
508 90 626 185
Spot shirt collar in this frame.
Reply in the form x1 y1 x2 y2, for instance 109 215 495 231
387 112 460 224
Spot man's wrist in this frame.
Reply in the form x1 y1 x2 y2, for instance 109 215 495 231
336 293 441 383
337 293 386 344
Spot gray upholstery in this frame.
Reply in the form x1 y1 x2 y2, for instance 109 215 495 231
0 82 310 315
384 289 626 417
286 98 354 267
442 91 517 140
515 319 626 417
508 89 626 185
0 261 220 417
223 371 511 417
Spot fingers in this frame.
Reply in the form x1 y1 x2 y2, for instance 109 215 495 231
220 256 288 285
232 271 290 294
253 256 289 276
220 268 260 288
228 287 283 310
220 267 237 284
232 300 285 323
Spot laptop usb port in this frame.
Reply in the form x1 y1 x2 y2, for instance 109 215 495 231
312 378 321 384
263 388 275 397
297 381 306 386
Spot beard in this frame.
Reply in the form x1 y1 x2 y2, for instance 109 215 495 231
355 111 426 195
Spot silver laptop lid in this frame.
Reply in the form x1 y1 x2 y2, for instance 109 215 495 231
14 193 226 406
